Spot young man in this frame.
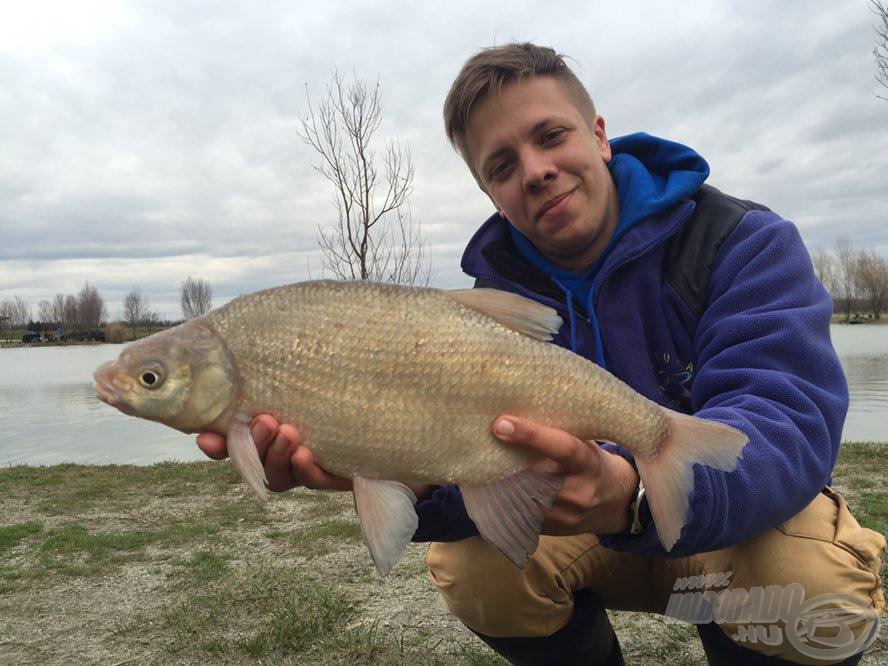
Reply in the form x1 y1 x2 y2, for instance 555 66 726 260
198 44 885 665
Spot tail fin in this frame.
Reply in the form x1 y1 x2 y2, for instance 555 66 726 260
635 411 747 551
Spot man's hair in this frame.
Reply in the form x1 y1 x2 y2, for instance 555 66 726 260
443 42 596 168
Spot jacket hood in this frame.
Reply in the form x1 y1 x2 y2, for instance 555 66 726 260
607 132 709 242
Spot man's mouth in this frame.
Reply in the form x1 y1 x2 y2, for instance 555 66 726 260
537 189 575 220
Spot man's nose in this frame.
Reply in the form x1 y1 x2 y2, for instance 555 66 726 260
521 151 557 191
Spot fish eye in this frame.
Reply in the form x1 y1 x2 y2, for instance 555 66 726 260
137 365 165 389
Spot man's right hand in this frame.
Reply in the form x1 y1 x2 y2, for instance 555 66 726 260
196 414 353 492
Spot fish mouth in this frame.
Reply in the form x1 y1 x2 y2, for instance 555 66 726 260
93 361 123 406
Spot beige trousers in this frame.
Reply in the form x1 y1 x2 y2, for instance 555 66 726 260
427 488 886 665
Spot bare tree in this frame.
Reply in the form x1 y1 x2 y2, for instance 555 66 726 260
6 297 30 328
63 294 80 331
854 248 888 319
874 0 888 98
144 310 162 335
835 236 859 321
122 286 148 340
0 297 30 340
181 276 213 319
77 282 107 330
38 300 55 324
298 71 432 286
51 294 66 327
811 249 837 298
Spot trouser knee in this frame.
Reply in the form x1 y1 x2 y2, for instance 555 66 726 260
694 489 885 664
427 537 575 637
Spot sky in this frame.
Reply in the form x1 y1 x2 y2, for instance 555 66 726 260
1 0 886 321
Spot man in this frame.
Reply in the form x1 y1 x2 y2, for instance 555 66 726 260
198 44 885 665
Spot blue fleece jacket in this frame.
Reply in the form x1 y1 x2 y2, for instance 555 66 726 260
411 133 849 557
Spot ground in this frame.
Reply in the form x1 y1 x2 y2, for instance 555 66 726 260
0 443 885 665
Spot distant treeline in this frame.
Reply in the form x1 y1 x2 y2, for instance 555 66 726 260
812 237 888 321
0 276 212 343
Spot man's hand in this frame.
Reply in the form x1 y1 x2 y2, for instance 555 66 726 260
492 415 639 535
196 414 353 492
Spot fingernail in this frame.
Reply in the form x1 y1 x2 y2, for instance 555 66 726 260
271 433 289 453
494 419 515 437
252 422 270 442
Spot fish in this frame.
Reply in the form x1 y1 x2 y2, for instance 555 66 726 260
93 280 748 575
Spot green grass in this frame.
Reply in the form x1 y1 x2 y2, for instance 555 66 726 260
0 522 42 555
289 518 363 556
171 551 231 584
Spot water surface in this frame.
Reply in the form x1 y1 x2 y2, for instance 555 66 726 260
0 325 885 466
0 345 201 466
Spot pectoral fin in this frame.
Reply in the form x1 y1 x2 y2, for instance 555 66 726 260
227 414 269 500
460 468 563 567
352 476 418 577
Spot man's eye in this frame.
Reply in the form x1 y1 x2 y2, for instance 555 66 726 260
490 161 513 179
542 128 565 143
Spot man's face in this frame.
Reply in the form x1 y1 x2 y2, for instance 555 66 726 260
464 76 619 273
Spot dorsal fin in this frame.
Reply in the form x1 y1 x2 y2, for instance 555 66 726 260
445 288 562 341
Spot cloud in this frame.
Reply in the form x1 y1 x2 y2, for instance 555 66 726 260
2 1 886 319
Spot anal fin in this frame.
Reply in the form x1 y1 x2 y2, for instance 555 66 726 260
460 468 563 567
352 476 418 577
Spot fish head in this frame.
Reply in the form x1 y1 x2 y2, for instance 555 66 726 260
93 321 238 433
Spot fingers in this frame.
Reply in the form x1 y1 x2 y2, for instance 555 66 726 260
492 415 598 475
264 424 301 492
196 432 228 460
196 414 280 461
199 413 351 493
290 446 353 491
250 414 281 460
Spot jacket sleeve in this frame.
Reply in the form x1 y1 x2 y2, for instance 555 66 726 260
599 210 848 556
411 485 477 542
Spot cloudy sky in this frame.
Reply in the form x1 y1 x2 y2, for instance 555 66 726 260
1 0 886 320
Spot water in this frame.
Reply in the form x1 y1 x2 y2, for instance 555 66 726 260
0 344 203 466
0 326 886 466
830 325 888 442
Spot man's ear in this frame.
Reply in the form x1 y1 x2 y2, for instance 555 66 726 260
593 115 613 163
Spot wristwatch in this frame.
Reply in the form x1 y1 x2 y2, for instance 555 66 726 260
629 476 649 536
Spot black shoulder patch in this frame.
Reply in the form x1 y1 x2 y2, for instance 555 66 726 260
666 184 770 318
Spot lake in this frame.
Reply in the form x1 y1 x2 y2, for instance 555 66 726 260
0 325 885 466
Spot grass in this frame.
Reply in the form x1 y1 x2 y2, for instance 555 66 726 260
289 518 364 556
0 443 885 664
0 522 42 555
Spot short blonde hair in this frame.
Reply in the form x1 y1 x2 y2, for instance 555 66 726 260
443 43 597 170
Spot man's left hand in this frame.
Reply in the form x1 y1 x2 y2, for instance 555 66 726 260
492 415 639 536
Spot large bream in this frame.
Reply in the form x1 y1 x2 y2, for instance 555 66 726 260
93 280 748 575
